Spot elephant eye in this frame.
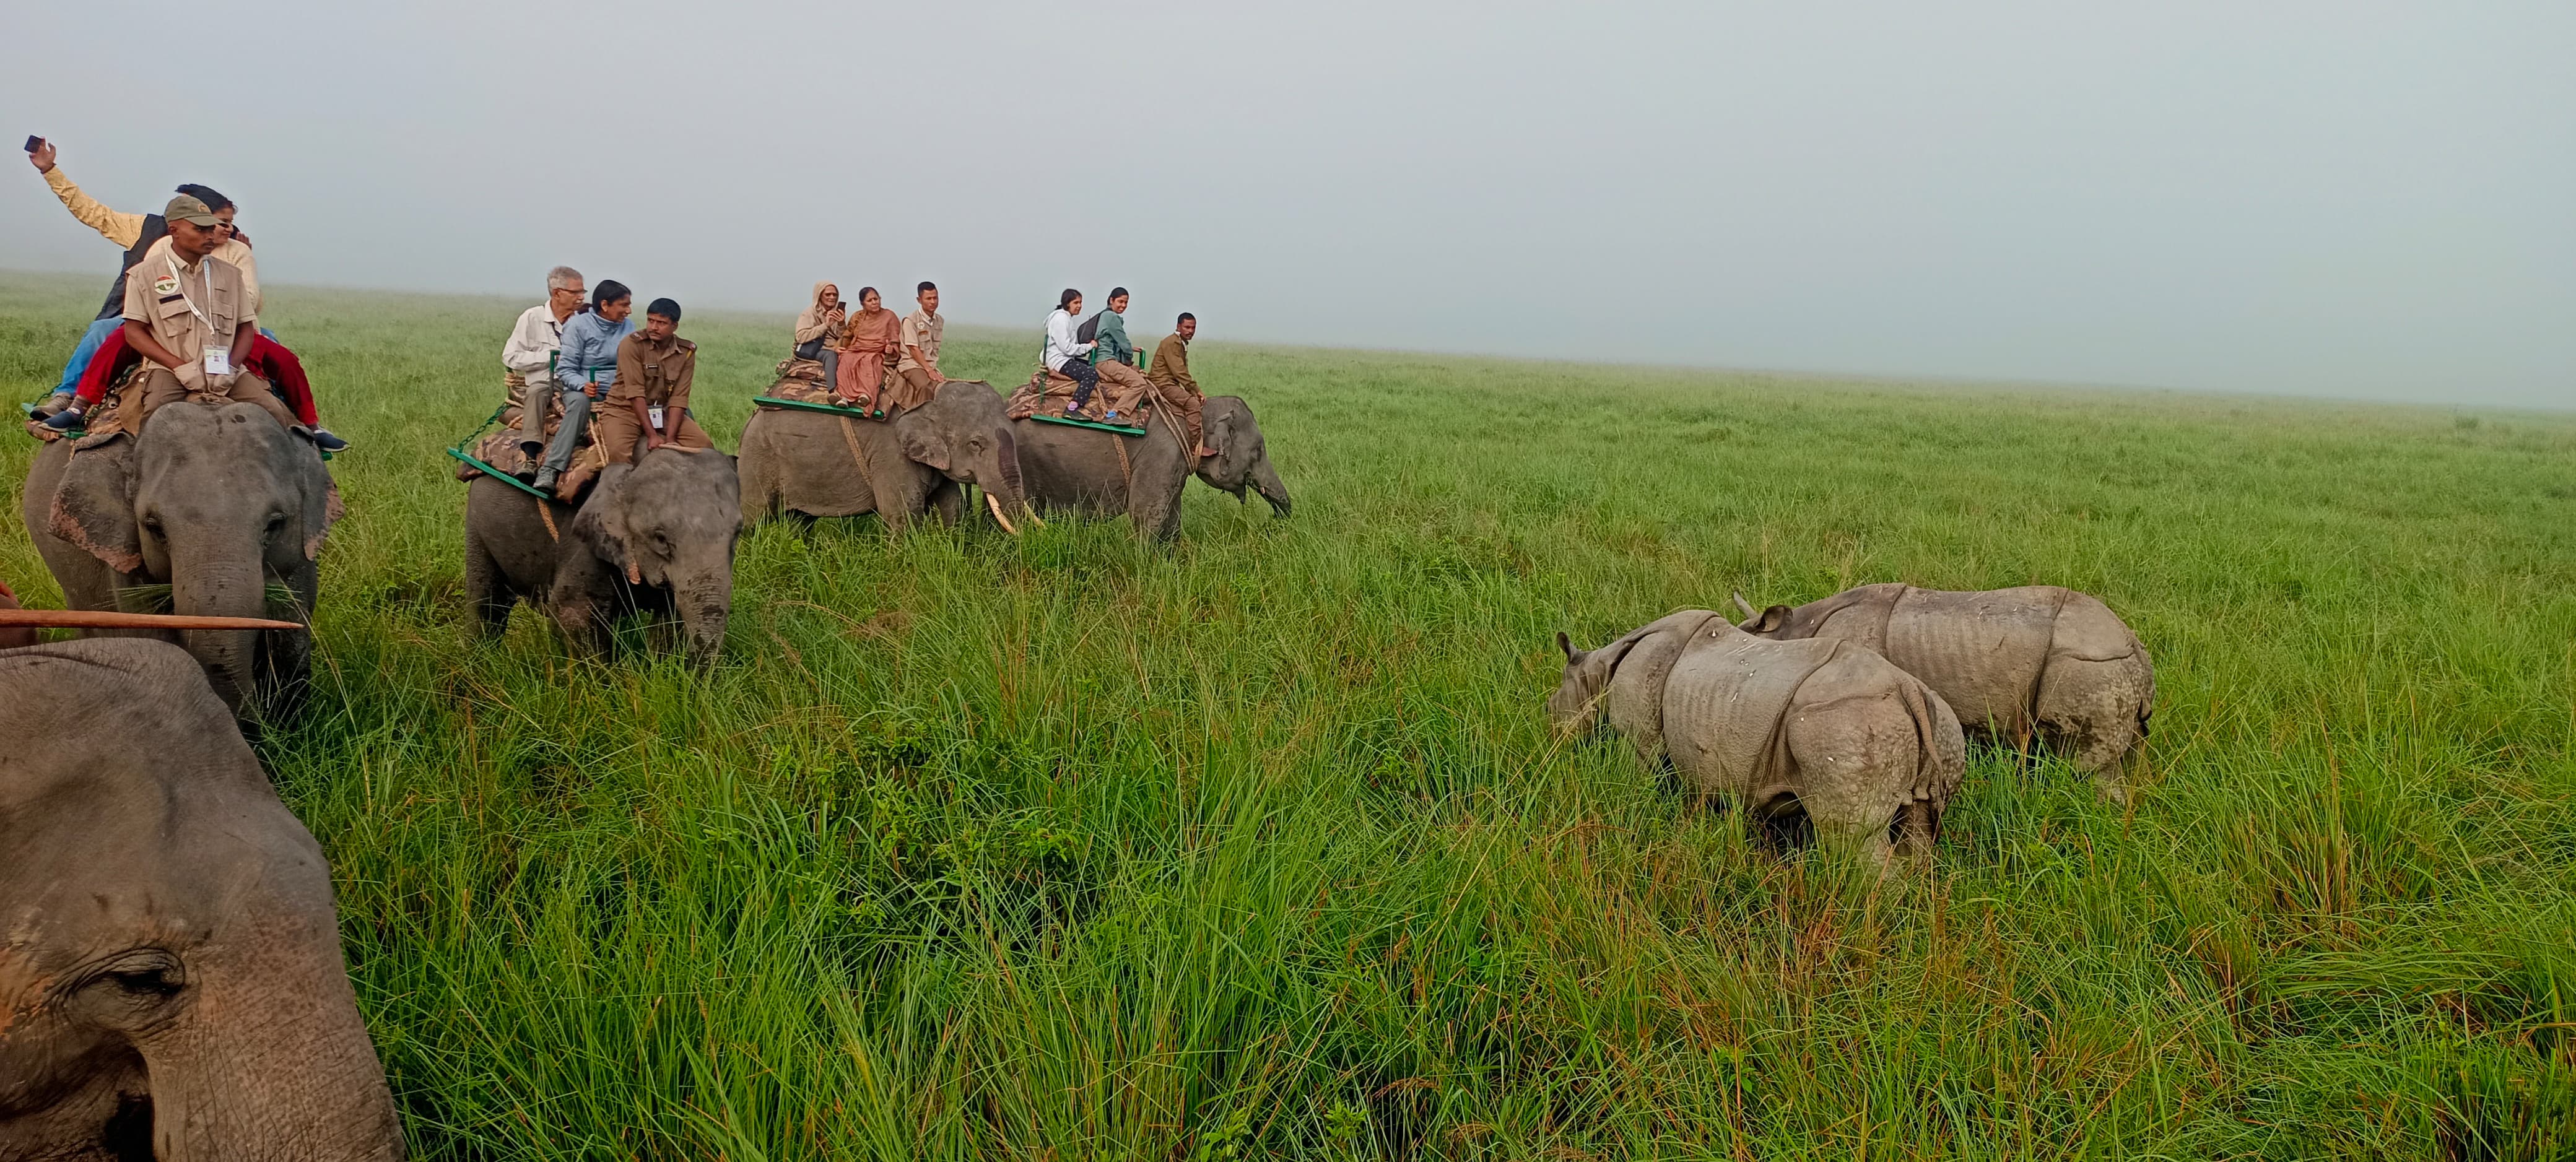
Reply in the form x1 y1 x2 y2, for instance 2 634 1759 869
264 512 289 537
87 950 186 1001
141 515 165 537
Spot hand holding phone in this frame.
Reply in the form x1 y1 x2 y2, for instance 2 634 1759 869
24 137 54 173
23 136 40 154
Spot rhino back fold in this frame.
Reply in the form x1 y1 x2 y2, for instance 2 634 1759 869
1879 585 2064 734
1661 627 1846 803
1600 610 1722 766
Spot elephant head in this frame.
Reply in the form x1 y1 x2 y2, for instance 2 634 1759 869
1194 396 1290 517
894 380 1032 532
0 639 402 1160
45 402 337 713
568 448 742 663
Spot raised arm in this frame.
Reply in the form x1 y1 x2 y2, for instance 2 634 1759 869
37 154 148 249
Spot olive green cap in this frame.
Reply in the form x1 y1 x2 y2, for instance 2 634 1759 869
162 194 223 228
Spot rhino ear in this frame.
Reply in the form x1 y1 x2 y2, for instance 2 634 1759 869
1752 605 1791 634
1555 630 1583 665
48 444 142 574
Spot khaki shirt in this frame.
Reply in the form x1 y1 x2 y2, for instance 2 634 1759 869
899 308 943 372
1147 333 1197 393
610 332 695 410
123 251 256 376
139 234 260 316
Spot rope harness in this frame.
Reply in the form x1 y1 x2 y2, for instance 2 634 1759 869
837 413 874 479
536 496 558 542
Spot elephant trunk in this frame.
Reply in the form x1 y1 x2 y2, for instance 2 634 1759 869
170 555 272 712
674 571 733 665
986 433 1035 534
1249 456 1291 517
143 926 402 1160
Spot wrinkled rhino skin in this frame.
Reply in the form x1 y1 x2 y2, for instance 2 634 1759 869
1740 583 2153 799
1552 611 1967 865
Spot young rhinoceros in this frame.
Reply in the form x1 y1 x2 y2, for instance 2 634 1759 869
1550 611 1967 866
1732 584 2153 800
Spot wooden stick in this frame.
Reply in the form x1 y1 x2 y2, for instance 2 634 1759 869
0 610 308 631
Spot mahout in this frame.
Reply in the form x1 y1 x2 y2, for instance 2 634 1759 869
1551 610 1967 868
464 445 742 663
1732 584 2153 801
0 638 403 1158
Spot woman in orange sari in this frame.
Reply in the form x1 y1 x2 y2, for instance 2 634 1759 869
835 286 902 411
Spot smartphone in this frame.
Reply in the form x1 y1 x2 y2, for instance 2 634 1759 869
23 136 42 154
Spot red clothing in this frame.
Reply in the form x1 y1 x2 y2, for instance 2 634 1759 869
76 328 319 427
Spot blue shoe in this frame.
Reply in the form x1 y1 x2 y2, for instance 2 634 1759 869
1103 410 1120 423
310 428 349 452
41 407 85 431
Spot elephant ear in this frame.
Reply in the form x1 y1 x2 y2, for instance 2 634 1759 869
47 443 143 574
302 458 344 561
568 464 642 584
1200 405 1243 485
897 424 950 472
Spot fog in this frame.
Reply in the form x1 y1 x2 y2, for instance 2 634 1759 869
5 1 2567 406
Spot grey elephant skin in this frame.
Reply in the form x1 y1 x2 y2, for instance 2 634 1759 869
737 381 1033 533
0 639 402 1160
464 447 742 662
19 402 339 717
1552 611 1967 865
1012 396 1289 539
1736 583 2153 799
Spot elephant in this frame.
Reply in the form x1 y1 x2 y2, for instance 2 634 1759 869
20 401 340 717
1010 395 1289 539
464 446 742 663
1551 610 1967 867
736 379 1033 534
1731 583 2154 801
0 638 403 1160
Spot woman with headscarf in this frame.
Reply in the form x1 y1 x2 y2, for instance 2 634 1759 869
835 286 902 412
793 281 846 388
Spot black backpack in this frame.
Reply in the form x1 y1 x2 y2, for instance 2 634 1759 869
1077 311 1102 344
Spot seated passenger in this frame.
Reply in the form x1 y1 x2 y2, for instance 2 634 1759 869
596 298 713 463
1042 289 1098 416
1086 287 1157 423
503 266 586 458
534 280 635 492
835 287 900 411
794 281 847 386
59 195 298 436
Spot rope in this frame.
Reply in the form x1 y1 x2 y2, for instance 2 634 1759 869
1113 431 1131 490
837 413 874 479
536 495 558 542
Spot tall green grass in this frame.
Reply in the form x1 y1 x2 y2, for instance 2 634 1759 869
4 270 2571 1159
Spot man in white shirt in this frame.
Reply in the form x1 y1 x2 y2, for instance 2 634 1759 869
504 266 585 458
1042 288 1099 417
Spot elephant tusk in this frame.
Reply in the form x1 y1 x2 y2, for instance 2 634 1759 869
1732 592 1759 620
986 491 1022 536
0 609 308 631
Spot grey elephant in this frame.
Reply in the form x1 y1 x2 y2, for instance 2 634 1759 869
1732 583 2153 800
464 446 742 662
1012 396 1289 539
736 379 1034 533
0 638 403 1160
20 402 339 716
1551 610 1967 866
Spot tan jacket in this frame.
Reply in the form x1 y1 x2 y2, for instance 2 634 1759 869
51 168 261 311
123 251 256 381
1147 333 1197 393
611 332 696 410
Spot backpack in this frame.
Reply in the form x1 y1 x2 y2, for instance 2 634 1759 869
1077 311 1102 344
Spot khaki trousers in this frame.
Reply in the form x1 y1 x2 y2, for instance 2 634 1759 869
1094 360 1155 418
890 365 939 412
1144 375 1208 451
132 367 302 433
596 401 713 465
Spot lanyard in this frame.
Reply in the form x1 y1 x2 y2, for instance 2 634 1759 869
165 255 218 332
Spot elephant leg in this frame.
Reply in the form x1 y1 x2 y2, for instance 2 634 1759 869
926 480 964 527
465 529 511 638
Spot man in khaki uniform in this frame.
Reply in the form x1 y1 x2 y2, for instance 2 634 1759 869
1146 312 1215 457
120 194 299 432
596 298 714 464
893 280 944 410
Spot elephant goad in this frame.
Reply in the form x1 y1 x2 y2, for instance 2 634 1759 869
0 638 403 1160
1733 583 2154 802
1552 611 1967 868
1013 396 1289 539
466 446 742 662
19 401 339 718
737 380 1033 534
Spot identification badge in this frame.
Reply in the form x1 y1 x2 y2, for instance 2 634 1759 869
202 346 232 376
648 405 666 428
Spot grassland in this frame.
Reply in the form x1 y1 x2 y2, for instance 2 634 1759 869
4 269 2573 1160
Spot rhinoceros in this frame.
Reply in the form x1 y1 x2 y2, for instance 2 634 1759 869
1731 584 2152 800
1550 610 1967 867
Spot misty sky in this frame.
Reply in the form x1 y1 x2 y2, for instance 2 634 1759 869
6 1 2569 405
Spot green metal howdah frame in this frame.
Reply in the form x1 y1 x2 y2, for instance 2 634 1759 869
444 402 551 500
750 394 1151 438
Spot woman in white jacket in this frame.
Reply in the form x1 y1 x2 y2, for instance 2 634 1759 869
1042 288 1099 417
